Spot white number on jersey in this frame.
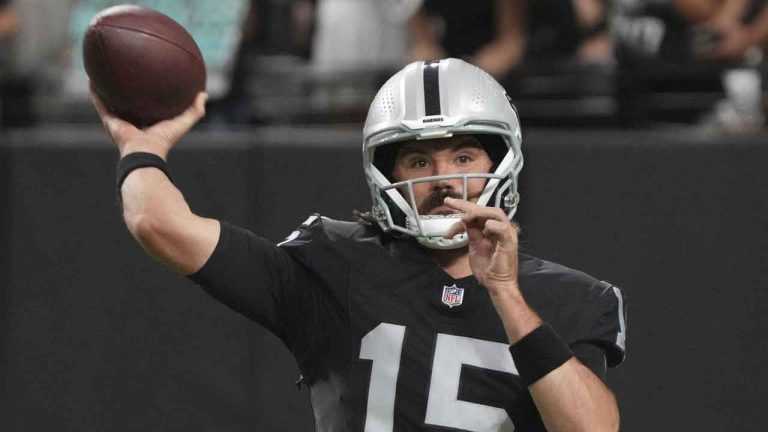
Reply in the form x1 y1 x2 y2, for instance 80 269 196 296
360 323 517 431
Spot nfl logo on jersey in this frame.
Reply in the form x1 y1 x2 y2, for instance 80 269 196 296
441 284 464 308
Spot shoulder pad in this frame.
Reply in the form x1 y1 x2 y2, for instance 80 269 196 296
277 214 381 250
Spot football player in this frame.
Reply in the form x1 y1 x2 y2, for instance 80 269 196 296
93 58 627 431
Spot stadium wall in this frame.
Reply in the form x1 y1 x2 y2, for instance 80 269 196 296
1 127 766 431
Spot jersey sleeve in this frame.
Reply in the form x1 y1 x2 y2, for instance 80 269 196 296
187 221 316 363
583 281 627 368
571 342 608 381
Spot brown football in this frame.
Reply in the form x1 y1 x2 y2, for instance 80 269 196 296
83 5 206 127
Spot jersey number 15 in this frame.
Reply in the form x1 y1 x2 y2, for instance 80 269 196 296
360 323 517 432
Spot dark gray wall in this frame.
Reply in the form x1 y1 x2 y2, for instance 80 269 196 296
1 127 766 431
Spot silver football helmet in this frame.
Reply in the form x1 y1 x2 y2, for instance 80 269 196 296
362 58 523 249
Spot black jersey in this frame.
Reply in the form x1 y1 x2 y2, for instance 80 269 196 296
190 215 627 432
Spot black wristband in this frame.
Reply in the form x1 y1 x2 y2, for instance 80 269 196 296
116 152 173 199
508 323 574 386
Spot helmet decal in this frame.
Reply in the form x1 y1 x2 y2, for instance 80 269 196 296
423 60 442 116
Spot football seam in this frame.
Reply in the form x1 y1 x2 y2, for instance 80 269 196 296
93 27 124 115
93 22 204 65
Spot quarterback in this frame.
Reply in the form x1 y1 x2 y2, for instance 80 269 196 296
93 58 626 431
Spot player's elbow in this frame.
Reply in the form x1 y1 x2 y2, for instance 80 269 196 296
128 211 164 245
124 208 206 274
127 208 183 252
124 200 180 242
128 212 183 266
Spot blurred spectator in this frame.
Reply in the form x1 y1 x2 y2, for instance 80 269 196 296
209 0 318 123
687 0 768 62
408 0 525 78
691 0 768 132
528 0 613 64
0 0 18 66
615 0 766 132
1 0 21 127
312 0 412 71
408 0 613 79
235 0 315 58
0 0 17 41
615 0 768 63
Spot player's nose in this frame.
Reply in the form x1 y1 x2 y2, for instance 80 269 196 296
430 164 463 195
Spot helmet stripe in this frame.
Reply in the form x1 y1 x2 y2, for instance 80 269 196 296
423 60 442 116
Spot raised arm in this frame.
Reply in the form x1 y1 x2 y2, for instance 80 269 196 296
91 87 220 275
444 197 620 431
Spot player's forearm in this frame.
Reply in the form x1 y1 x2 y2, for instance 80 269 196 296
120 165 217 274
530 358 619 432
122 167 189 248
487 286 541 343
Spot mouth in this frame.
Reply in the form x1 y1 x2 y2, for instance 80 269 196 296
427 205 457 216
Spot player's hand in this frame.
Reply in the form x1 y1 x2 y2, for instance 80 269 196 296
89 83 208 159
442 197 520 293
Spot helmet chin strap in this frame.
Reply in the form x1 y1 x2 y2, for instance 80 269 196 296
416 233 469 250
407 215 469 250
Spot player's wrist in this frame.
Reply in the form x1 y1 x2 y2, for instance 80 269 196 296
485 279 523 299
120 140 169 160
116 152 174 201
509 323 574 386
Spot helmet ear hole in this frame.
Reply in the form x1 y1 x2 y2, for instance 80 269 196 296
476 134 507 172
380 191 407 227
372 142 404 182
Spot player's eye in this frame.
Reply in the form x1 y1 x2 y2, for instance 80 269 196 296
456 154 473 164
409 157 429 168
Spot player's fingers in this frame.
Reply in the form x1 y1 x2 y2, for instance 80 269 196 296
443 196 475 213
152 92 208 142
509 220 521 235
444 220 466 239
89 84 120 131
482 219 516 243
458 208 509 229
89 83 138 139
178 92 208 126
444 197 508 221
88 84 110 119
442 199 478 225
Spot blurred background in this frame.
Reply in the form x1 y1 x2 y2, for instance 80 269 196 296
1 0 767 431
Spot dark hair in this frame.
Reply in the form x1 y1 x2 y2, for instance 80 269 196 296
353 209 377 225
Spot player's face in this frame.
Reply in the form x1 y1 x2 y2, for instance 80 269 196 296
391 135 494 216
